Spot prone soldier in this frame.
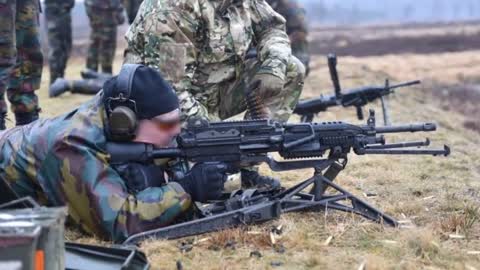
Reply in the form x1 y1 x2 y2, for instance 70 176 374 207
0 65 227 242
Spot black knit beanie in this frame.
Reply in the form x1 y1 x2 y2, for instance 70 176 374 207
103 66 179 119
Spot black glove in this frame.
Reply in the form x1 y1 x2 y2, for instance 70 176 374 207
174 162 228 203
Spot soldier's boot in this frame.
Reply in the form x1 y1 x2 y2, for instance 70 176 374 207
15 110 39 126
50 78 103 97
0 112 6 130
81 68 113 81
49 78 71 98
241 169 281 190
70 80 103 95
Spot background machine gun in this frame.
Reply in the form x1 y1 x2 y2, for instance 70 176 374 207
293 54 420 124
107 111 449 244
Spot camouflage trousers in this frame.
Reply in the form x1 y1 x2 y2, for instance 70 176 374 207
0 0 42 115
44 0 74 83
122 0 143 24
85 5 118 74
180 56 305 123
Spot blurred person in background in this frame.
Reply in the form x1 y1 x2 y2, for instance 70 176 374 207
122 0 143 24
84 0 125 74
0 0 43 130
44 0 75 85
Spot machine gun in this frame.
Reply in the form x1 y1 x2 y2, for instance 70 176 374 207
293 54 420 124
107 111 450 244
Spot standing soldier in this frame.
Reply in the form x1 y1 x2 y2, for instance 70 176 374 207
122 0 143 24
267 0 310 75
125 0 305 189
84 0 125 74
0 0 43 130
44 0 75 85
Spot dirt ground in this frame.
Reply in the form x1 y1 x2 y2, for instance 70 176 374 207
310 21 480 57
30 22 480 269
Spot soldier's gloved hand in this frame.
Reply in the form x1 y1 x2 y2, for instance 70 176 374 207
252 73 285 99
174 162 228 203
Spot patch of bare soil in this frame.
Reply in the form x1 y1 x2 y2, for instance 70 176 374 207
310 21 480 57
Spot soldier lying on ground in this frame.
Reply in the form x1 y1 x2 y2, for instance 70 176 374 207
0 65 227 242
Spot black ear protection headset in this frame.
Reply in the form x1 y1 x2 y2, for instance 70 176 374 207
105 64 143 141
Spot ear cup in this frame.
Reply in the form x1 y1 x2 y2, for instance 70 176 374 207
109 106 138 141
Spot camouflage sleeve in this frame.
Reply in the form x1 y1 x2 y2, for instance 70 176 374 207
251 0 291 81
124 0 208 120
277 0 309 68
124 1 198 91
52 139 192 242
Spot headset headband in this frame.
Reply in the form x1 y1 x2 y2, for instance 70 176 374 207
115 64 142 100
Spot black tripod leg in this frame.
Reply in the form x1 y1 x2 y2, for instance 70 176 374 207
314 176 398 226
310 161 345 200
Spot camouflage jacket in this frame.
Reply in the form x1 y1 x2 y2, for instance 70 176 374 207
0 94 191 242
266 0 309 67
84 0 123 9
125 0 291 92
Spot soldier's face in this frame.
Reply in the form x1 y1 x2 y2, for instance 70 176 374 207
134 109 182 147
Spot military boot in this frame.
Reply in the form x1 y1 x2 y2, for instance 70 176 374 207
240 169 281 190
70 80 103 95
0 112 6 130
15 110 39 126
49 78 71 97
49 71 64 86
81 68 112 80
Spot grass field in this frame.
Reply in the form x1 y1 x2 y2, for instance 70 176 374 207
30 24 480 269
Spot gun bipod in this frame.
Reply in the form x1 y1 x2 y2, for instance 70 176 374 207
123 159 398 244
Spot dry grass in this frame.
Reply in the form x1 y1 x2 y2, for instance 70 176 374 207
25 28 480 269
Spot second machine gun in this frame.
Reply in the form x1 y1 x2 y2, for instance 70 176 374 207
294 54 420 124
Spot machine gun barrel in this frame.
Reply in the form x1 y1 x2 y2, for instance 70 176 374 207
107 143 183 164
387 80 421 91
375 123 436 133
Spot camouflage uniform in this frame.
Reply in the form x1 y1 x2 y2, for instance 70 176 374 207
84 0 124 74
44 0 75 84
267 0 310 74
125 0 305 122
122 0 143 24
0 94 191 242
0 0 43 129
